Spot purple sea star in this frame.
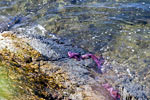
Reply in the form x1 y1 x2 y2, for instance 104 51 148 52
68 51 104 70
102 83 121 100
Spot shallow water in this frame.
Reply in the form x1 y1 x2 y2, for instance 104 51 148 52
1 0 150 99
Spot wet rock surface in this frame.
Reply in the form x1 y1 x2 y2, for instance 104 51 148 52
0 30 149 100
0 15 21 33
0 31 114 100
100 60 149 100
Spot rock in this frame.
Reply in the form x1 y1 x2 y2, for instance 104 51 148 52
101 60 149 100
120 77 148 100
1 29 148 100
0 15 21 33
0 31 113 100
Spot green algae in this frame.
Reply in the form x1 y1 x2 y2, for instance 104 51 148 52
0 66 15 100
0 61 27 100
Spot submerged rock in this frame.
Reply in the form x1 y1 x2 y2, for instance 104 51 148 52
0 30 148 100
0 15 21 33
103 24 150 100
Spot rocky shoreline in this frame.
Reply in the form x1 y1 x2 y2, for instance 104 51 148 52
0 31 113 100
0 30 149 100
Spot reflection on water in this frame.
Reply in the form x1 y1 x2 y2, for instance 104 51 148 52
1 0 150 99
